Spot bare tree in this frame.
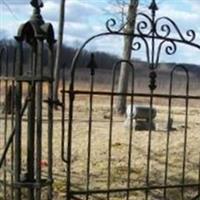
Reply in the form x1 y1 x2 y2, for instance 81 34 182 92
116 0 139 114
53 0 66 102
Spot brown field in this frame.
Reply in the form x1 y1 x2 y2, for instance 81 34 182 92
58 95 200 200
1 70 200 199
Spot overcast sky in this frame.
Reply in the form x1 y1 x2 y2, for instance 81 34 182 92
1 0 200 64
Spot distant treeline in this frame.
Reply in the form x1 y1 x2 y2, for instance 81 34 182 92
0 39 148 72
1 39 200 79
0 39 121 73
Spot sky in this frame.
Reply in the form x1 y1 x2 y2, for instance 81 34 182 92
1 0 200 64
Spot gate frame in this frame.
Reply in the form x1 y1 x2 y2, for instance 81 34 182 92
63 0 200 200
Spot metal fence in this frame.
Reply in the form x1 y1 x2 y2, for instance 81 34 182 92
1 0 200 200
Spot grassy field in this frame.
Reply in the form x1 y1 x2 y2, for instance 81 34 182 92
60 95 200 200
1 72 200 199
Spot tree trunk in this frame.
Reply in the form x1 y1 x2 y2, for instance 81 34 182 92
53 0 66 102
116 0 138 115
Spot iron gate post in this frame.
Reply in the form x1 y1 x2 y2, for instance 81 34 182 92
13 0 55 199
14 37 23 200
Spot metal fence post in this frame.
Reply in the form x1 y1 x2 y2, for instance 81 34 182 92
13 1 55 199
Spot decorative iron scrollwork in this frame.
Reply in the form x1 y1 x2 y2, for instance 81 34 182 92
155 40 177 66
132 36 150 64
136 13 153 36
103 0 200 71
106 18 128 33
155 17 196 42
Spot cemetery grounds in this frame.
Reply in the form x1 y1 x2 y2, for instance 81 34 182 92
0 76 200 200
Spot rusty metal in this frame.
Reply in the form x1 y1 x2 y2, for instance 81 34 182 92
63 0 200 200
0 0 55 199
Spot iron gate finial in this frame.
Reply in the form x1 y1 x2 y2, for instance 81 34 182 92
30 0 44 9
30 0 44 24
149 0 158 11
87 53 98 76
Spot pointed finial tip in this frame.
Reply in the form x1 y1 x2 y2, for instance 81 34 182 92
149 0 158 11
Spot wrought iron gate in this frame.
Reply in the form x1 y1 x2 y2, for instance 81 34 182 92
1 0 200 199
62 1 200 200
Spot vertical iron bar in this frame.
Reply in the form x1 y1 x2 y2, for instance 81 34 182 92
86 70 95 200
14 38 23 200
198 153 200 197
146 2 157 198
126 63 134 200
66 82 75 200
0 61 1 181
35 38 44 200
163 70 173 199
10 47 16 200
181 68 189 200
0 56 1 174
145 91 154 200
0 47 8 200
107 64 116 200
3 47 8 200
47 44 54 200
0 50 1 173
61 67 67 163
27 47 36 200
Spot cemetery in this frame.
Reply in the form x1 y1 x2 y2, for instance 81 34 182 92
1 0 200 199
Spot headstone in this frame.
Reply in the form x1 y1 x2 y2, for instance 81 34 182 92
125 104 157 131
135 119 156 131
126 104 156 120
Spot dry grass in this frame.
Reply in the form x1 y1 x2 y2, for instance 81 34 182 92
60 96 200 200
1 78 200 199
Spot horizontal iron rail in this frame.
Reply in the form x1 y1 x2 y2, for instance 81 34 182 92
0 76 15 81
0 179 12 187
0 76 53 82
13 179 53 189
70 183 200 195
62 90 200 100
15 75 53 82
